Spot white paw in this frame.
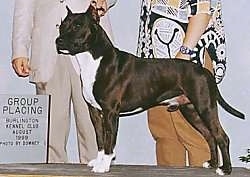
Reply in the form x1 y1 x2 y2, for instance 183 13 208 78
88 150 115 173
216 168 225 176
87 158 98 167
91 160 110 173
202 162 210 168
87 150 104 167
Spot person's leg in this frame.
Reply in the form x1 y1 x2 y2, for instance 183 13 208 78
69 58 98 164
148 106 186 166
148 107 210 167
36 56 72 163
173 111 210 167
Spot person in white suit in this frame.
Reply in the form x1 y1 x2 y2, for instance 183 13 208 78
11 0 116 163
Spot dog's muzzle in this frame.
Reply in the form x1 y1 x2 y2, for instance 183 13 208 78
56 38 72 55
56 37 85 55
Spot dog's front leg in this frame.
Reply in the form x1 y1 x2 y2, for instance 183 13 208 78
86 105 106 169
91 108 119 173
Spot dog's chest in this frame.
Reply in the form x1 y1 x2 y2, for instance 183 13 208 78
76 52 102 110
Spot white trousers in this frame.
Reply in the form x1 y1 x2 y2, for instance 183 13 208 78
36 55 97 163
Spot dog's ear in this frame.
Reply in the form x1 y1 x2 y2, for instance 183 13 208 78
66 6 73 15
86 5 100 23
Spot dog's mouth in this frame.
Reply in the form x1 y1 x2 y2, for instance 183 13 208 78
56 40 88 55
56 37 77 55
57 49 71 55
57 46 77 55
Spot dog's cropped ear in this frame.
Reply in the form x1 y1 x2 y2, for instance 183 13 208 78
66 5 73 15
86 5 100 23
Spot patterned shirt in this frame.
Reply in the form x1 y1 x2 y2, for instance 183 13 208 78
137 0 226 84
151 0 212 23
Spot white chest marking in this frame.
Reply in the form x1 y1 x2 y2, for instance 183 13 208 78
75 52 102 110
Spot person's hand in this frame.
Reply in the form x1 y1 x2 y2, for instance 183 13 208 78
90 0 107 17
175 52 191 60
12 57 30 77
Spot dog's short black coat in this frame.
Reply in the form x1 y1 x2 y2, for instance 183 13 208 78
56 5 245 175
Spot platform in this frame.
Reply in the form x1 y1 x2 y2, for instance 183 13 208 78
0 164 249 177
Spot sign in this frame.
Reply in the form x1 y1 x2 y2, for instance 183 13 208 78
0 95 50 163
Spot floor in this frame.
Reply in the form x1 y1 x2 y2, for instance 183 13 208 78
0 164 249 177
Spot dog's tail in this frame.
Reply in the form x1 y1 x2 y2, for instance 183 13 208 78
217 88 245 119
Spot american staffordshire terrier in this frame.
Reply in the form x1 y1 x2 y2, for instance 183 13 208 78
56 6 245 175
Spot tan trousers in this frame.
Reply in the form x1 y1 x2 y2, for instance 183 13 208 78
148 51 213 167
36 55 97 163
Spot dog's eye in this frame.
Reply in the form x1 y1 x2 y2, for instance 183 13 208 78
73 24 81 31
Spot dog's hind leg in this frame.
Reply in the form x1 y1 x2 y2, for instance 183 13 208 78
179 104 219 169
201 108 232 175
216 131 231 175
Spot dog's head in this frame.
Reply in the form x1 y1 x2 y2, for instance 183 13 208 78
56 5 100 55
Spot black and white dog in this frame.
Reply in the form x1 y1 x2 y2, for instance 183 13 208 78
56 6 245 175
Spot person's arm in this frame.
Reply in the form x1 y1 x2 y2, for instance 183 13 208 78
176 1 211 60
106 0 117 9
11 0 34 77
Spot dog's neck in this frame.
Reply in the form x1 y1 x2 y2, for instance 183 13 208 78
88 25 115 60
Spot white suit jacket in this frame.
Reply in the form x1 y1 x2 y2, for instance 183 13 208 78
12 0 117 82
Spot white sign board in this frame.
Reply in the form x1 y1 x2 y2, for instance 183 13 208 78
0 95 50 163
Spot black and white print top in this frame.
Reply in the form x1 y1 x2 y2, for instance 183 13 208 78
137 0 226 84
